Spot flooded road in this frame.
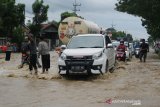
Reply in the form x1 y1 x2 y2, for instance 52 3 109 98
0 49 160 107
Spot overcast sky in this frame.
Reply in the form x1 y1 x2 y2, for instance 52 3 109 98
16 0 149 39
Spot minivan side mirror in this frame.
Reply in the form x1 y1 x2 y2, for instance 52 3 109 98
107 43 113 48
61 45 66 50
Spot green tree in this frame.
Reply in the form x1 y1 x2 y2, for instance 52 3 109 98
115 0 160 39
112 31 126 40
60 11 84 23
148 36 154 46
11 26 24 51
126 34 133 42
29 0 49 37
60 11 78 22
0 0 25 38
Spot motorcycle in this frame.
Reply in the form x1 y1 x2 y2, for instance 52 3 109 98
19 52 30 68
116 49 126 61
134 48 140 58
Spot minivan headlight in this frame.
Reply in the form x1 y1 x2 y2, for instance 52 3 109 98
60 53 67 60
93 52 103 59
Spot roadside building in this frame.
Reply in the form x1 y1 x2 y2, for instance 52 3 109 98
40 22 59 50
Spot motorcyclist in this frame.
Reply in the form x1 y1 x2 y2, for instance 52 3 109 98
116 40 127 61
117 40 127 52
19 37 30 68
139 39 149 62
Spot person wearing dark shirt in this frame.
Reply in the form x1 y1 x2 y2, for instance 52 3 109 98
139 39 149 62
5 42 12 61
28 34 38 75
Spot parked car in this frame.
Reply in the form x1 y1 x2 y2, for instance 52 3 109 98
58 34 116 75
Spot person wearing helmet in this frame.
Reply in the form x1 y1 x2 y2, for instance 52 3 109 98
139 39 149 62
117 40 127 52
116 40 127 61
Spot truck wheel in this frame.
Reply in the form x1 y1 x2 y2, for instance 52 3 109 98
130 54 132 59
109 68 114 73
109 59 116 73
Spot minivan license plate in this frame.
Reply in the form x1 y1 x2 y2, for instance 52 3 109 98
71 66 84 71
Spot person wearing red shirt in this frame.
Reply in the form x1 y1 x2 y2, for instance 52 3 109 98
117 40 127 52
116 40 127 61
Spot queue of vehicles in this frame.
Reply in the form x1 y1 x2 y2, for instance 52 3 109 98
57 34 139 75
112 41 133 61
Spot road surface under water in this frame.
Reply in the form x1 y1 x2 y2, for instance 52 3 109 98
0 50 160 107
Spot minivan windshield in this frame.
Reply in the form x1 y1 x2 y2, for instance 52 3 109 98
67 36 104 49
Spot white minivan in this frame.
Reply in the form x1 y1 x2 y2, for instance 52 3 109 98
58 34 116 75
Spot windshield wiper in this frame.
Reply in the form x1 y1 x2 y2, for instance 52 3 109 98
76 47 88 48
76 46 103 48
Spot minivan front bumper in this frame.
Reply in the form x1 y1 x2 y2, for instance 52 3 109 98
58 56 104 75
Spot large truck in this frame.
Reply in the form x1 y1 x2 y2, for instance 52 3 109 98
58 17 101 44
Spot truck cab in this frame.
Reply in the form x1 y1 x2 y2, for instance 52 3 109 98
58 34 116 75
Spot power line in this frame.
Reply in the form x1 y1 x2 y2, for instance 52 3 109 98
73 0 81 14
111 21 116 28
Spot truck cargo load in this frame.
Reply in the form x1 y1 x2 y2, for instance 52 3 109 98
58 17 101 44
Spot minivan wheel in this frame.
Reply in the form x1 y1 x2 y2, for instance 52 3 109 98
109 59 116 73
66 70 69 76
105 61 109 73
109 67 114 73
87 70 92 75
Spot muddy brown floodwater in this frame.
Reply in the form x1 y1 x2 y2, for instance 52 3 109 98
0 49 160 107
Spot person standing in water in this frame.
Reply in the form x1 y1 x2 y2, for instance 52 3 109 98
38 36 50 74
28 34 38 75
139 39 149 62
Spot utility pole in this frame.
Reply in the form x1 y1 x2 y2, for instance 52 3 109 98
111 21 116 28
73 0 81 14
